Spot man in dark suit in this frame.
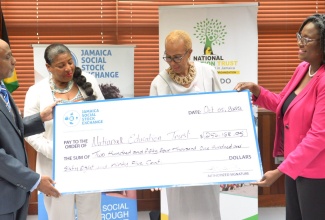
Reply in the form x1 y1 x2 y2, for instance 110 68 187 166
0 39 60 220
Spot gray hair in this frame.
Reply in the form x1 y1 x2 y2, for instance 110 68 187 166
44 43 71 65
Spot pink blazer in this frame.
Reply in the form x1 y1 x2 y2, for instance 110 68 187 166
254 61 325 179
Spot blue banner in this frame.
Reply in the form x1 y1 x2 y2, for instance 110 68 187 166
38 192 138 220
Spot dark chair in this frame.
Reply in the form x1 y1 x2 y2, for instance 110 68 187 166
149 210 161 220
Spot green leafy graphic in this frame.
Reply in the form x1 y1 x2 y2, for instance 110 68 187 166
193 18 227 55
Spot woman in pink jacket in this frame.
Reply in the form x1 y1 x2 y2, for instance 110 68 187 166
235 14 325 220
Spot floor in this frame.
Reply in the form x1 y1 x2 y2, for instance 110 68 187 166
28 207 285 220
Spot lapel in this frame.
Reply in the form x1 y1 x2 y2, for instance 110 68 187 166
0 93 22 137
282 64 325 114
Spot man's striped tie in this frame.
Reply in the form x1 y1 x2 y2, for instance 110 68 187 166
0 83 12 112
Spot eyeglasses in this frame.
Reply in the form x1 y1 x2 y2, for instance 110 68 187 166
296 32 319 46
163 50 189 63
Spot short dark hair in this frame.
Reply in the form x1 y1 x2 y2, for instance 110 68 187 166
299 14 325 63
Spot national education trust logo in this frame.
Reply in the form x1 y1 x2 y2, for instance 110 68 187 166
63 110 81 127
192 18 239 77
193 18 227 55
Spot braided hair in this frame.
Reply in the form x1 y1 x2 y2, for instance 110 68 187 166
44 43 97 101
299 14 325 64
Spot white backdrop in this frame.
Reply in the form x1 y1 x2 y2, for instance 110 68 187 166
159 3 258 91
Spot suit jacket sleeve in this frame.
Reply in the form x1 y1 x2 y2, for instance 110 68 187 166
23 112 45 137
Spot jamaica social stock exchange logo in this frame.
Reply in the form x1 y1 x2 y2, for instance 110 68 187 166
71 51 78 66
63 110 81 127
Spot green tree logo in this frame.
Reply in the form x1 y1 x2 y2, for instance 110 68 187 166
194 18 227 55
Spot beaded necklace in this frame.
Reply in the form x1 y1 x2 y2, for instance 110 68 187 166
49 77 74 94
52 90 84 104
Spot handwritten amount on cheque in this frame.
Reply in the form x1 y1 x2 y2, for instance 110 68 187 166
62 128 254 173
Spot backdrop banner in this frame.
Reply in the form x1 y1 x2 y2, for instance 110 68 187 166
32 44 135 98
159 3 259 220
38 192 138 220
33 44 137 220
